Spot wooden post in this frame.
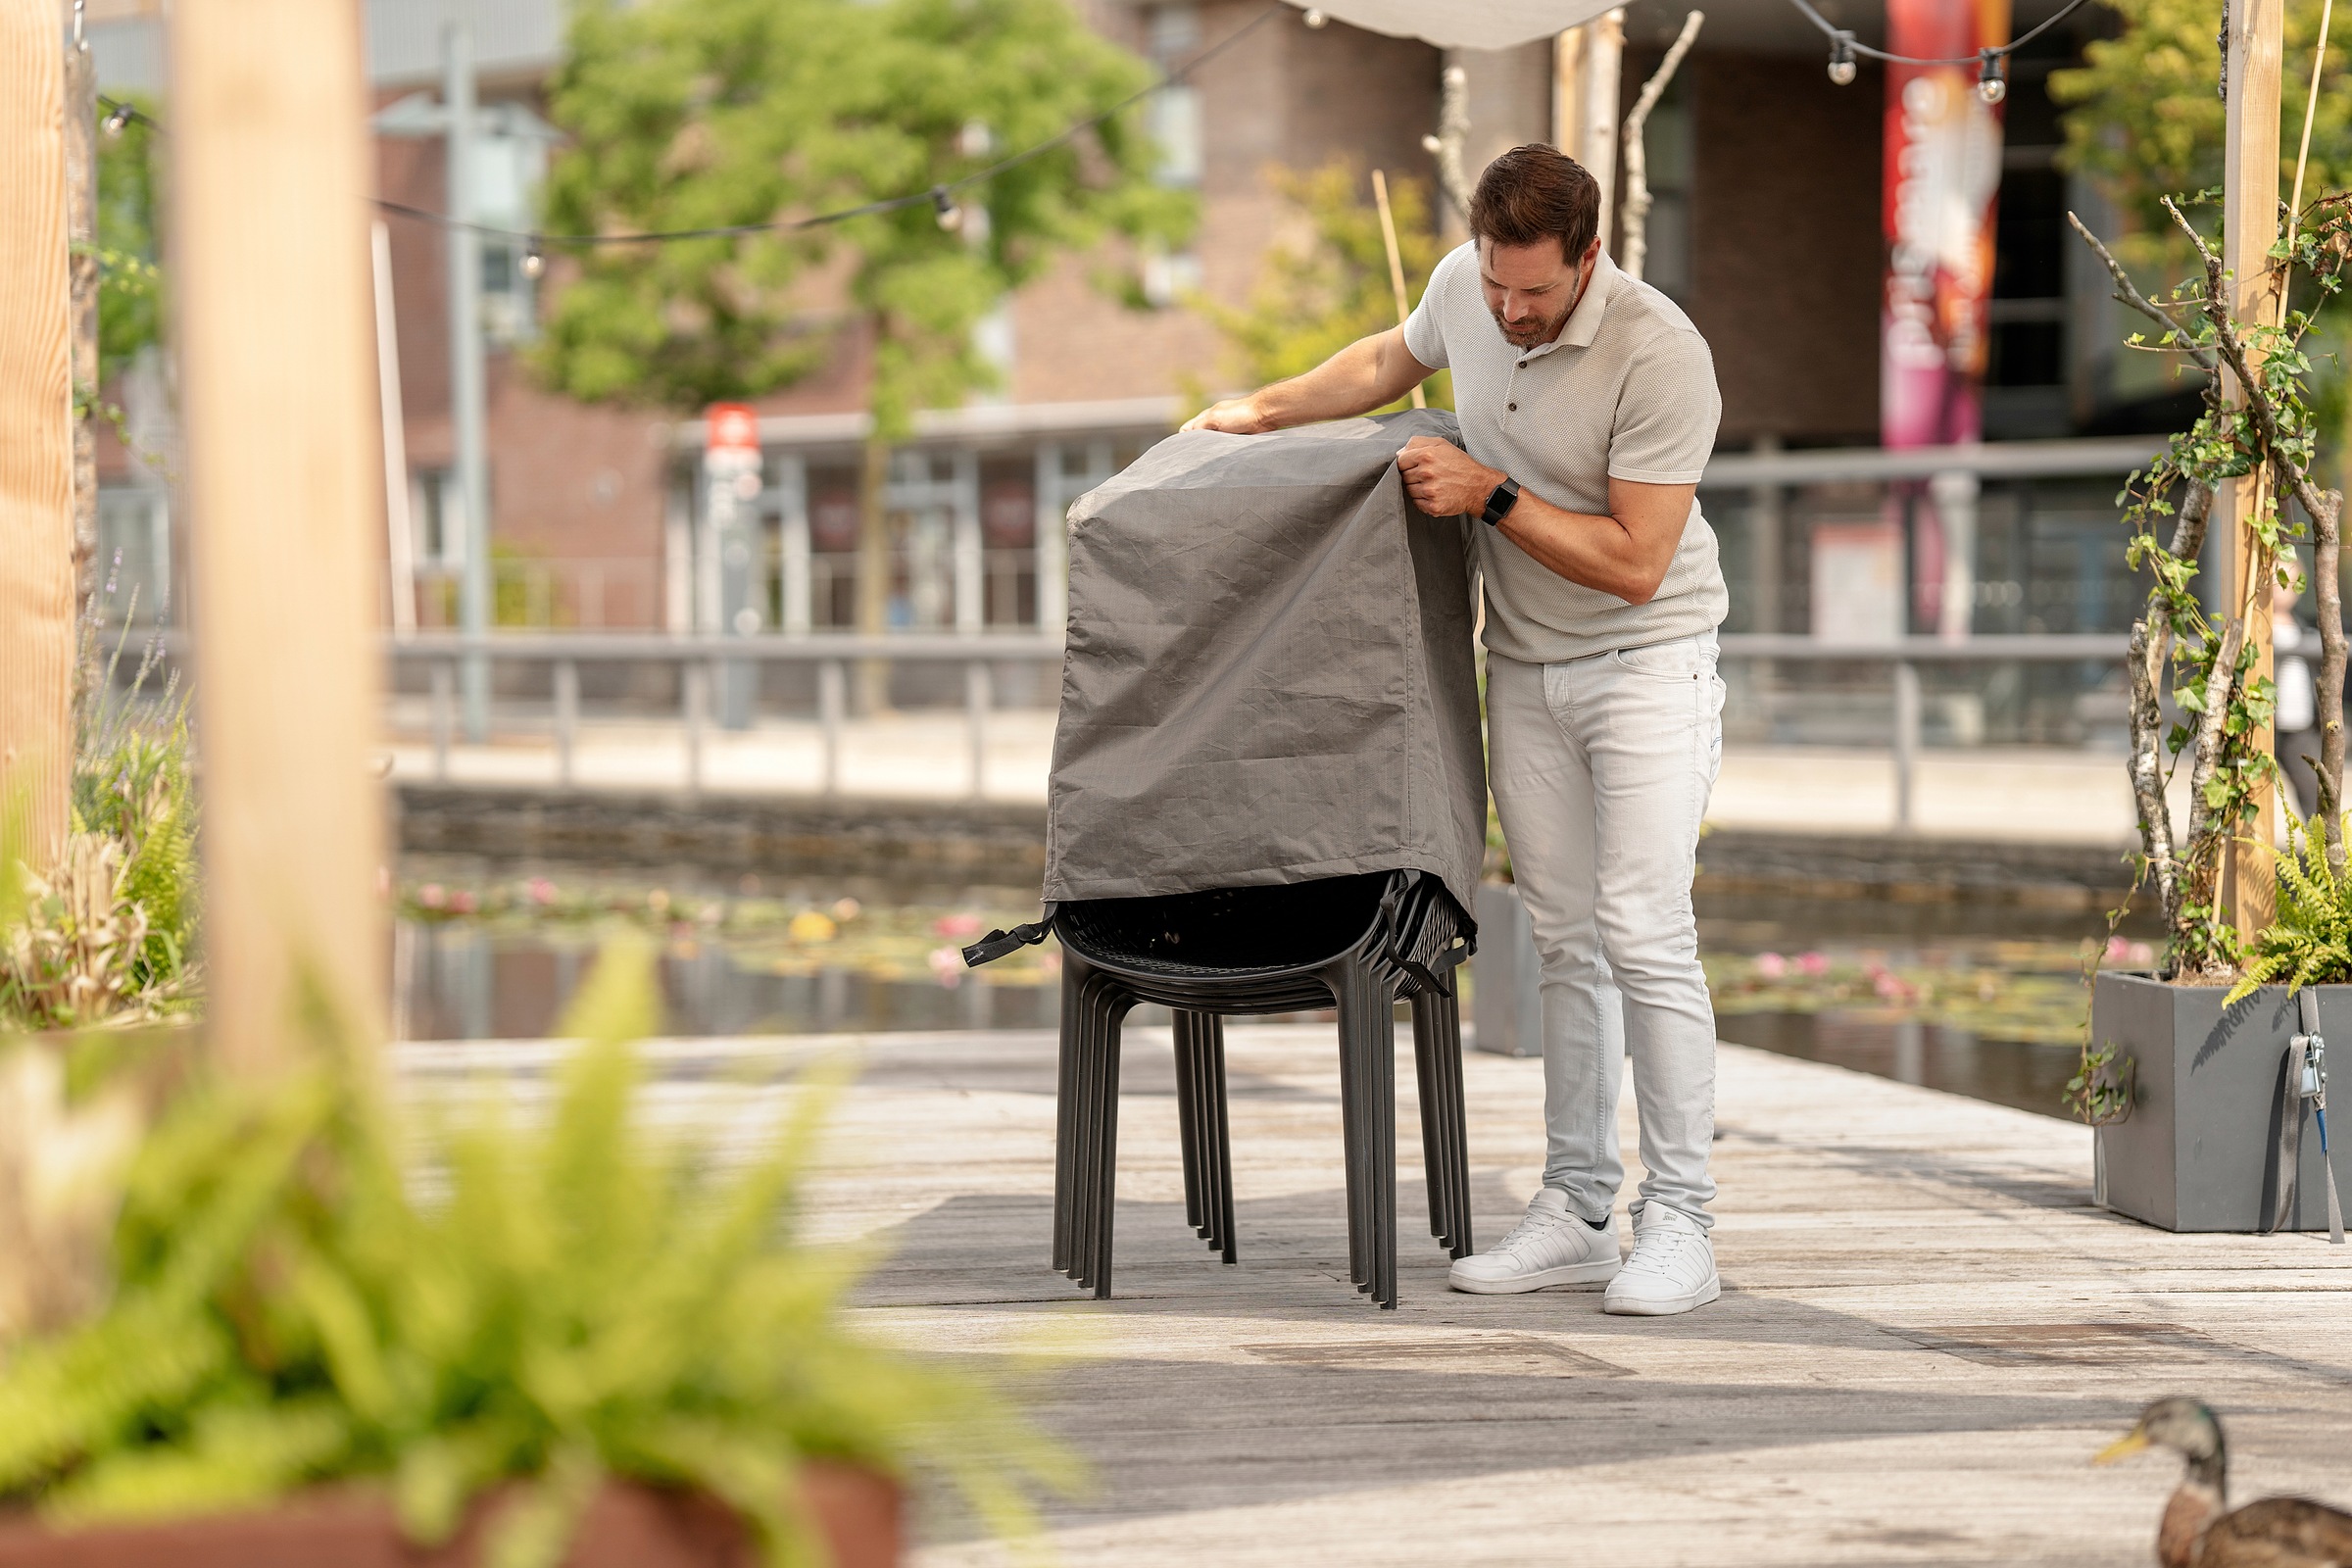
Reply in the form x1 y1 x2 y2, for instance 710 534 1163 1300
173 0 386 1072
0 0 76 872
65 13 99 697
2221 0 2286 940
1370 170 1427 411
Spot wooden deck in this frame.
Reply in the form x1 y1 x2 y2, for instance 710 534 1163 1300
401 1024 2352 1565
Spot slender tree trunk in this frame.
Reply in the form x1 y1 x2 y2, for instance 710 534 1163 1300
64 32 100 710
857 435 892 716
2310 478 2347 869
2126 617 2180 928
1617 11 1703 284
0 0 77 873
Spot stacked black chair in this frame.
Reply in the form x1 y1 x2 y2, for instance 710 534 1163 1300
1020 868 1475 1310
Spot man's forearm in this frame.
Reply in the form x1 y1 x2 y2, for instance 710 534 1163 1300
1498 493 1674 606
1196 328 1433 432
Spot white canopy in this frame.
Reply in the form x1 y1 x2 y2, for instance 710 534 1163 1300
1286 0 1624 50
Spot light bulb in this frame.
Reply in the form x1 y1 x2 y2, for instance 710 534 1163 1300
519 246 545 280
1303 8 1327 26
931 186 961 231
1828 57 1857 84
1827 33 1857 85
102 102 131 136
1978 50 2007 104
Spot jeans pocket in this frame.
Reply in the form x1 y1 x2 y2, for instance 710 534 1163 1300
1610 637 1714 683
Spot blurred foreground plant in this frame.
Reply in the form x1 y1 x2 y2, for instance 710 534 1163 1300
0 943 1075 1565
2 640 197 1033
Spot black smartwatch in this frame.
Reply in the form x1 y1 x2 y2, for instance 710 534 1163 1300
1481 476 1522 527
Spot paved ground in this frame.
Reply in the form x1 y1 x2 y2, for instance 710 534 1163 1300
394 1025 2352 1566
384 714 2166 846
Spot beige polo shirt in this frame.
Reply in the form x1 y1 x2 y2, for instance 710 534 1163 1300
1403 242 1726 664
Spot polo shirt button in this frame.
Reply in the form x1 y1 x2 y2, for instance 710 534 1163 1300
1507 402 1517 411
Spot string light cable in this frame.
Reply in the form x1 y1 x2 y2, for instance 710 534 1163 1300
1788 0 2097 100
369 2 1290 264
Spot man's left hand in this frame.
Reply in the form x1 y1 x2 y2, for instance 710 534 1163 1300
1396 436 1505 518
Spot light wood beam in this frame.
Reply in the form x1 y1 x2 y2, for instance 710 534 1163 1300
0 0 76 872
172 0 386 1071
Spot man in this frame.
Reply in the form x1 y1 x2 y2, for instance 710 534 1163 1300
1185 145 1725 1316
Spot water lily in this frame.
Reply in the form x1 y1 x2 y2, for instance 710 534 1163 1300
1754 952 1788 979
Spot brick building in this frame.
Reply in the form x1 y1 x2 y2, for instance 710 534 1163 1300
88 0 2153 684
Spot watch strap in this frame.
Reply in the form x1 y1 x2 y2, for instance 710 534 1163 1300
1481 477 1522 527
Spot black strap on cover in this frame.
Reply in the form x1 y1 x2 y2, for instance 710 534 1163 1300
2266 989 2347 1244
962 910 1057 968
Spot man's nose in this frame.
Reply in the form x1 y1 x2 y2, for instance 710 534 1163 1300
1502 294 1532 320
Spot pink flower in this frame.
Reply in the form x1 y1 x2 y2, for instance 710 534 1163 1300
449 890 477 915
418 883 445 909
933 912 987 939
527 877 558 906
928 946 964 988
1796 952 1829 977
2105 935 2131 961
1754 952 1788 979
2128 941 2156 965
1872 969 1903 999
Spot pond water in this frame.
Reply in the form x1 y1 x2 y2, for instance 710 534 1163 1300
395 856 2153 1123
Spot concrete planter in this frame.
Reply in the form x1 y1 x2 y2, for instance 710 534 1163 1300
2091 971 2350 1232
1472 883 1542 1057
0 1467 900 1568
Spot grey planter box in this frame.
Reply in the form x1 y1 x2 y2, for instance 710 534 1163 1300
2092 971 2350 1232
1472 883 1543 1057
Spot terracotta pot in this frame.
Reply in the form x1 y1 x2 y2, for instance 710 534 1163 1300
0 1465 900 1568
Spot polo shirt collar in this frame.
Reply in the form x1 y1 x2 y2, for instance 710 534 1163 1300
1553 246 1619 351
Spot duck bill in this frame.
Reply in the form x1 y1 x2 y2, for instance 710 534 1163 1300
2093 1431 2150 1466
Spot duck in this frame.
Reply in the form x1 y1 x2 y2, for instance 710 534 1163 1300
2096 1396 2352 1567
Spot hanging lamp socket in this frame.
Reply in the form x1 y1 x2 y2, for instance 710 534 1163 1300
1827 32 1857 85
932 186 962 231
1977 49 2008 103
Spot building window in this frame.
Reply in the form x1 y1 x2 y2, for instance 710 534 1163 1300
1635 71 1693 301
1146 5 1203 188
413 468 467 571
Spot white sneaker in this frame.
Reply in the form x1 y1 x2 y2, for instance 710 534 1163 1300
1447 1187 1622 1294
1602 1202 1719 1316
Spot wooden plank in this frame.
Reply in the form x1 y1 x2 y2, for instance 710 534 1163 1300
2221 0 2285 935
173 0 385 1070
395 1024 2352 1564
0 0 75 870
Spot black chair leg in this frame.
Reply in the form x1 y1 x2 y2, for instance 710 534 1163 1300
1410 992 1450 1249
1088 991 1127 1298
1204 1013 1237 1264
1328 956 1397 1306
1173 1009 1208 1243
1421 985 1474 1258
1062 965 1129 1295
1053 959 1088 1277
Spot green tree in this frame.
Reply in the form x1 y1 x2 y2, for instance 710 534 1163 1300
1192 161 1450 413
535 0 1191 696
2050 0 2352 248
93 101 163 387
534 0 1192 428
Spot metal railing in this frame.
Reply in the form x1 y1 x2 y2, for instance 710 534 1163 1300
389 632 1065 801
388 630 2134 827
1716 633 2130 829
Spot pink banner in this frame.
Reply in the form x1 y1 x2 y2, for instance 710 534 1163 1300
1881 0 2008 450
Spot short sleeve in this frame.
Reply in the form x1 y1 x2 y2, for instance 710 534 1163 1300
1402 243 1470 371
1607 325 1720 485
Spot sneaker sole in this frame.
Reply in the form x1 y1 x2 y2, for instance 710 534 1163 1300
1601 1274 1721 1316
1447 1258 1622 1295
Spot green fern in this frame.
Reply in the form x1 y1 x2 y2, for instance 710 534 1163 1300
0 940 1077 1562
2228 811 2352 1003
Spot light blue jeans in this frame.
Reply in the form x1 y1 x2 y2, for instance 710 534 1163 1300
1487 632 1725 1229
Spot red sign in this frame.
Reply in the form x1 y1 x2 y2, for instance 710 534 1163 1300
706 402 760 458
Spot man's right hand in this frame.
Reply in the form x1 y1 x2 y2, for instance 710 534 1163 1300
1181 396 1274 434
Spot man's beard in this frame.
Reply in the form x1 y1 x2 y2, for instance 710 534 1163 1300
1491 301 1572 348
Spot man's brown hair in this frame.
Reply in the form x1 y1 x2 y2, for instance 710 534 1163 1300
1468 145 1601 262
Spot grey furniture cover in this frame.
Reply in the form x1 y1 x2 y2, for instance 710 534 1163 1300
1044 408 1487 917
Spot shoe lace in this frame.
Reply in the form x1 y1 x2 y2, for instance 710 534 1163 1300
1494 1206 1576 1258
1625 1224 1700 1277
